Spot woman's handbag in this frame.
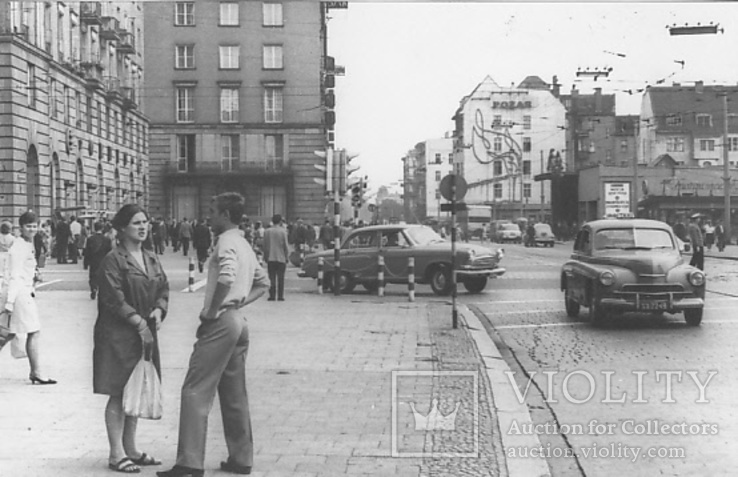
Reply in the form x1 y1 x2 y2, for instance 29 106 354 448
0 311 11 349
122 350 163 420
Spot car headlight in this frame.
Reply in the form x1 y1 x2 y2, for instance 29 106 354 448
688 270 705 287
598 270 615 287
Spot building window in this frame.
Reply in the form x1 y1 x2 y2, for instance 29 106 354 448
219 45 240 69
523 183 531 199
493 136 502 152
700 139 715 152
49 79 56 117
666 114 682 126
265 134 284 166
264 86 283 123
263 3 283 26
175 2 195 26
175 45 195 69
435 170 441 181
221 134 239 171
219 2 239 26
263 45 283 69
523 115 531 130
177 134 195 172
493 183 502 199
220 87 239 123
448 153 453 164
522 160 531 176
696 114 712 127
523 137 531 152
27 63 36 108
666 137 685 152
620 140 628 152
493 160 503 176
493 115 502 127
176 86 194 123
729 137 738 152
434 153 441 164
605 150 612 163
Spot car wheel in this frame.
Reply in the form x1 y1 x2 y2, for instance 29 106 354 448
429 265 453 296
326 272 356 294
684 309 703 326
588 297 606 326
463 277 488 293
564 289 580 318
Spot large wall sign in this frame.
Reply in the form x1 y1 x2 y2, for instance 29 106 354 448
604 182 631 216
492 101 533 109
470 109 522 176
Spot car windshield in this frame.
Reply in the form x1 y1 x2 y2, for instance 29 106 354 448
593 228 675 251
535 224 552 232
406 226 446 245
501 224 518 231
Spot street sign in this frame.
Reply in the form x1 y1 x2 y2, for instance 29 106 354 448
440 202 467 213
439 174 467 202
604 182 631 216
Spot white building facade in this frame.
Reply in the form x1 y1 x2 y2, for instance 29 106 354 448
452 76 566 221
423 137 454 219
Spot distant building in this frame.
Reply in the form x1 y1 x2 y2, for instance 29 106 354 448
559 87 616 171
143 1 334 222
0 1 148 222
452 75 566 222
400 137 453 222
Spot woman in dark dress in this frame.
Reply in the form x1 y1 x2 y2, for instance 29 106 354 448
93 204 169 474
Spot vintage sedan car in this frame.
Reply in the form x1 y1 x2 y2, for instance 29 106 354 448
561 219 705 326
491 223 522 243
525 223 555 247
299 224 505 295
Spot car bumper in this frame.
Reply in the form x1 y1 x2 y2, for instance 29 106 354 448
599 295 704 312
457 267 506 278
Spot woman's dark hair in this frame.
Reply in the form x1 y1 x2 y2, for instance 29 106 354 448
214 192 245 224
111 204 148 232
19 210 37 226
0 221 11 234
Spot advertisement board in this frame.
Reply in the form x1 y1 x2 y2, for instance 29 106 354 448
604 182 631 217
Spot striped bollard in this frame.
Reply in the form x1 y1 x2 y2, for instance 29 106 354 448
408 256 415 302
317 257 324 295
188 256 195 292
377 254 385 297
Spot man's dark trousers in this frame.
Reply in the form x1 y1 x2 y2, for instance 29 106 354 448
267 261 286 300
181 238 190 256
175 309 253 470
690 246 704 270
196 247 208 273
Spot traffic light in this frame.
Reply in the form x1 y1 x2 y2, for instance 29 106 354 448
351 181 362 207
313 148 334 193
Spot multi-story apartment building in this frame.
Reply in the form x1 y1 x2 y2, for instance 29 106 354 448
399 137 453 223
559 87 616 170
0 1 148 222
452 75 566 221
640 82 738 168
144 1 332 223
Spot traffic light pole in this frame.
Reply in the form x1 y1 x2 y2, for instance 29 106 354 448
333 188 341 296
451 182 458 329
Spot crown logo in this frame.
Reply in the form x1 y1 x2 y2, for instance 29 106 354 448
409 398 460 431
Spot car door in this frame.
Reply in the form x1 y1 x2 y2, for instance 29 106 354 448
566 228 591 302
341 229 379 279
381 229 411 282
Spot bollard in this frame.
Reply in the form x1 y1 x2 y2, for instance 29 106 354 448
188 256 195 293
317 257 324 295
377 254 385 297
408 256 415 302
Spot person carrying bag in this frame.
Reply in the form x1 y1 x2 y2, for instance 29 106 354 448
122 337 163 420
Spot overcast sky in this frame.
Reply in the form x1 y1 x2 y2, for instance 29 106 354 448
327 2 738 192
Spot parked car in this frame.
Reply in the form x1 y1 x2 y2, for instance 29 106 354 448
491 222 522 243
299 224 505 295
525 223 555 247
561 219 705 326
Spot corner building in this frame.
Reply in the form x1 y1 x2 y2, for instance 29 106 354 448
0 1 148 222
144 1 330 223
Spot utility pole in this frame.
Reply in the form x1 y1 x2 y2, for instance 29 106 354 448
540 150 545 220
632 118 639 216
721 91 731 242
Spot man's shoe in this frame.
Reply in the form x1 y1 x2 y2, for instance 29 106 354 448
267 297 275 301
90 290 96 300
278 297 285 301
220 459 251 475
156 465 204 477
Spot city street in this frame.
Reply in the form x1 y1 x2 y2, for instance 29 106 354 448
463 241 738 476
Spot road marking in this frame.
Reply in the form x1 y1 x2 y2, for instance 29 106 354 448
496 322 587 330
35 279 62 289
181 279 207 293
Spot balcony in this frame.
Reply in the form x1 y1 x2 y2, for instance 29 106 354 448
117 30 135 54
100 17 120 41
81 60 104 90
80 2 103 25
121 86 137 110
164 160 291 178
104 76 122 101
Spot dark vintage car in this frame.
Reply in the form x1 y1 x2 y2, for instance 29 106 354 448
525 223 555 247
299 224 505 295
561 219 705 326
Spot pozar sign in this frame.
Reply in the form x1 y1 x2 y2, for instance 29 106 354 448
604 182 631 216
492 101 533 109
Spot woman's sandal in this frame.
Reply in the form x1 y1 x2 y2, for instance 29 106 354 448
109 457 141 474
131 452 162 466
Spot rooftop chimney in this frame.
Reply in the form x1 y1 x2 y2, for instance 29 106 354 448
551 75 561 98
695 80 704 94
571 85 578 97
594 87 602 112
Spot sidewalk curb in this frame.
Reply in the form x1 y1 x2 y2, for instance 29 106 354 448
459 305 551 477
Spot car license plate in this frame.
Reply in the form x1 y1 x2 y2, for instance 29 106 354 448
638 300 668 311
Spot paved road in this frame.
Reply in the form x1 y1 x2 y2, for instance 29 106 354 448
465 242 738 476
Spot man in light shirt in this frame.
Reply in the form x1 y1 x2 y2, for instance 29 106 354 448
158 193 269 477
69 216 82 264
